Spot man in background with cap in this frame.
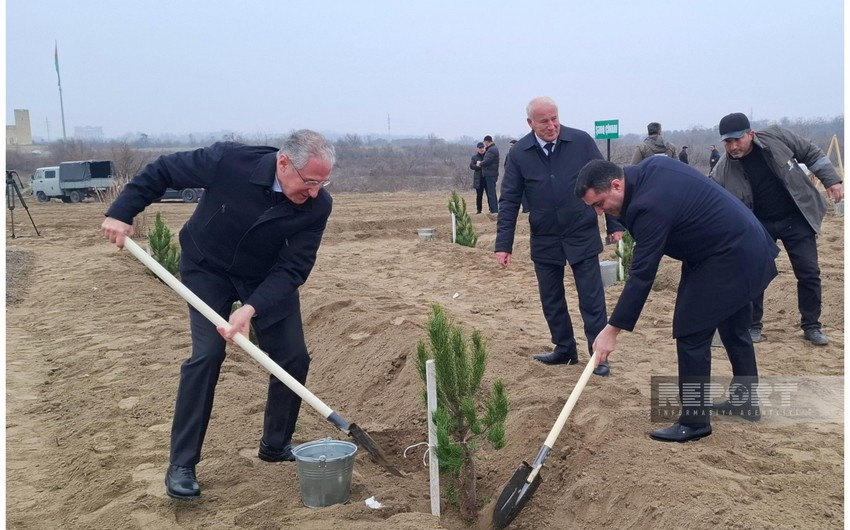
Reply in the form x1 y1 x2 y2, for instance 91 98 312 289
481 135 500 214
711 112 843 346
678 146 689 165
470 142 486 214
631 122 677 164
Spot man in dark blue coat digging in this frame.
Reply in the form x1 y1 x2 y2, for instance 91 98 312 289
576 157 779 442
102 130 335 498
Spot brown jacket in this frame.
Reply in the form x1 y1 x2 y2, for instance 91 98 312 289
631 135 676 164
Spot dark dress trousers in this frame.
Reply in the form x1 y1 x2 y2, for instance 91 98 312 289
496 127 624 356
481 144 500 213
107 142 332 466
609 157 779 424
470 153 485 213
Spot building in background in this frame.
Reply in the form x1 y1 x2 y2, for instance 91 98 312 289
6 109 33 146
74 126 104 141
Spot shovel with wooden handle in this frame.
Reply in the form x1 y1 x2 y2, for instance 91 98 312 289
121 236 402 477
490 352 599 529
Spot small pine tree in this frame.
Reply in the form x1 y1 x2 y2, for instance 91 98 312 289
147 212 181 278
448 191 478 248
615 230 635 281
415 303 508 523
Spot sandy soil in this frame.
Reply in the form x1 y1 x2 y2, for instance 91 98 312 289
6 192 844 529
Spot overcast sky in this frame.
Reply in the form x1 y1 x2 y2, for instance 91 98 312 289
5 0 845 142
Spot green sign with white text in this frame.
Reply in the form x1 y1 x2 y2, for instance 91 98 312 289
594 120 619 140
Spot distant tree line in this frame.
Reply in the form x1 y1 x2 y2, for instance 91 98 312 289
6 116 843 193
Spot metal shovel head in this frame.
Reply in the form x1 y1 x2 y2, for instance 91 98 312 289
492 461 543 529
348 423 404 477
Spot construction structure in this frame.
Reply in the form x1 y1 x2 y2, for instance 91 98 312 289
6 109 33 147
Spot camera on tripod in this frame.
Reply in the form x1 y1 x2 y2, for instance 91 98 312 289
6 170 40 238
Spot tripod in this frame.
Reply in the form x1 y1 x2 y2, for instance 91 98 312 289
6 171 41 238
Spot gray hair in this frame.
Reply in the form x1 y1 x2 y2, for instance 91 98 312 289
278 129 336 169
526 96 558 119
647 122 662 135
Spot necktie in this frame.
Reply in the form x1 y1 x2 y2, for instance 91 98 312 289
544 142 554 156
274 191 285 204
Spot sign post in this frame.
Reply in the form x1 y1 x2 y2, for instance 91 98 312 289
594 119 619 161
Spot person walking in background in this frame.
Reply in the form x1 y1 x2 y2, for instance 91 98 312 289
678 145 689 165
481 135 500 214
496 96 623 377
101 130 335 499
505 139 530 213
470 142 486 214
631 122 677 164
711 112 843 346
577 157 778 441
709 144 721 173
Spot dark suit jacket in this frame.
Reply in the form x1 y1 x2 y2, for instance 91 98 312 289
469 153 484 189
106 141 332 328
496 127 623 265
609 156 778 337
481 144 500 178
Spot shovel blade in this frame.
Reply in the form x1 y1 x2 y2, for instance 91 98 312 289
492 462 542 529
348 423 404 477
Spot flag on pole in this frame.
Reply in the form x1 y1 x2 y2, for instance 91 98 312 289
54 41 62 86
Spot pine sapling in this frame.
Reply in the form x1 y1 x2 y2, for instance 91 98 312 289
614 230 635 281
415 303 508 523
147 212 181 278
448 191 478 248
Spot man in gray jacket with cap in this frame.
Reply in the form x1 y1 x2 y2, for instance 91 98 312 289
711 112 843 346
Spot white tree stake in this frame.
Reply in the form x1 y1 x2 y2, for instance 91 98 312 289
451 212 457 244
426 360 440 516
618 239 625 281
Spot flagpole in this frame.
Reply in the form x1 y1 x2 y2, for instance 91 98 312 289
55 41 67 141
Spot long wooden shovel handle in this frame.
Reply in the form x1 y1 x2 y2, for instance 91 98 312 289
543 351 598 450
121 237 339 424
526 351 598 481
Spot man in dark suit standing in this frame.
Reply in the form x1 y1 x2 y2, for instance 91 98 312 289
577 157 779 442
496 96 623 376
101 130 335 499
470 142 486 214
481 135 500 214
678 146 689 165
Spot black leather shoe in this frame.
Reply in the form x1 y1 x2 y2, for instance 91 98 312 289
803 328 829 345
749 328 765 343
533 351 579 365
593 360 610 377
713 400 761 422
649 422 712 442
258 440 296 462
165 465 200 499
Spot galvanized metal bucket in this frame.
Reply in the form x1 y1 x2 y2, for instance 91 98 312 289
418 228 435 241
292 438 358 508
599 260 618 287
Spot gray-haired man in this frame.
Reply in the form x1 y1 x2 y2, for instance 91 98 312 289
102 130 335 499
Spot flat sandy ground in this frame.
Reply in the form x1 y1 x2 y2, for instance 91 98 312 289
6 192 844 529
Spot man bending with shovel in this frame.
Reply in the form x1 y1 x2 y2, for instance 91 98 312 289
576 157 778 442
101 130 335 498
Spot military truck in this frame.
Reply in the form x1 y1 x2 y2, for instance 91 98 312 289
31 160 116 203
